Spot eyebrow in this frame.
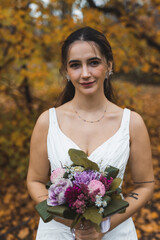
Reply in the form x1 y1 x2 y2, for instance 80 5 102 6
68 57 102 64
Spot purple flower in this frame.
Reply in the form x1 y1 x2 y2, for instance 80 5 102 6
47 179 73 206
65 185 82 207
99 176 113 191
73 170 101 187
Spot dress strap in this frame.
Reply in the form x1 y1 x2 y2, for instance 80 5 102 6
120 108 131 133
48 107 58 127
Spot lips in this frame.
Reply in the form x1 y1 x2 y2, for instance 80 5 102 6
80 80 96 86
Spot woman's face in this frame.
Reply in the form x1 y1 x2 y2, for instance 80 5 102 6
66 41 111 96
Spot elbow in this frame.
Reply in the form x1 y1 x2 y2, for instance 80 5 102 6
149 182 155 199
146 182 155 202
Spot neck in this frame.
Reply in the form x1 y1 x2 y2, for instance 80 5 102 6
72 90 109 112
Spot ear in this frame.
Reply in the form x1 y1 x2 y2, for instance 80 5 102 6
107 61 113 72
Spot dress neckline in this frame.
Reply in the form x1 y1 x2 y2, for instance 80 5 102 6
53 107 126 158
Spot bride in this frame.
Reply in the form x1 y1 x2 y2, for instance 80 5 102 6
27 26 154 240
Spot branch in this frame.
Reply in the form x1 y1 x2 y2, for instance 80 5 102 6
87 0 122 17
87 0 160 52
137 33 160 52
0 57 15 71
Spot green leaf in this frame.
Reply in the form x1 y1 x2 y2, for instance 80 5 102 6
35 200 53 223
71 214 83 230
80 158 99 171
111 194 122 200
46 181 52 189
105 166 119 179
63 172 69 179
68 149 99 171
111 178 122 190
104 189 116 196
83 207 102 226
47 205 77 219
102 195 111 204
115 187 122 194
68 148 88 162
103 199 129 217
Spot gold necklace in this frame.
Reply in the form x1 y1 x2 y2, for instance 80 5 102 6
73 105 107 123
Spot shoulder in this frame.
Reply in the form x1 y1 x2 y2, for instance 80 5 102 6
36 110 49 130
31 110 49 141
129 110 148 142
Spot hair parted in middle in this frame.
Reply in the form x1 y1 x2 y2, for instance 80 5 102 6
56 26 115 106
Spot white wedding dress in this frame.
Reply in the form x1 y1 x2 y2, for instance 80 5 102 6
36 107 138 240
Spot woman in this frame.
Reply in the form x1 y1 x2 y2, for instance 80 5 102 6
27 26 154 240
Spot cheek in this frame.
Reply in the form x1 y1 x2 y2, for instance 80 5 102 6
93 67 106 79
68 69 81 79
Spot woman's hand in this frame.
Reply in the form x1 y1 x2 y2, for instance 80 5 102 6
75 220 105 240
75 227 104 240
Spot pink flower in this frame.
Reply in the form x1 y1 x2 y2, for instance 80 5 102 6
50 168 65 184
88 180 105 197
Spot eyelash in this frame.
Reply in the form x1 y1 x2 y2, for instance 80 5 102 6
70 61 100 69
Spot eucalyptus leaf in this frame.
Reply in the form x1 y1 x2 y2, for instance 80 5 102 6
111 178 122 190
68 149 99 171
80 158 99 171
68 148 88 163
104 189 116 196
71 213 83 230
47 205 76 219
46 181 52 189
35 200 53 223
111 194 122 200
83 207 102 226
103 199 129 217
105 166 119 179
103 195 111 204
115 187 122 194
63 172 69 179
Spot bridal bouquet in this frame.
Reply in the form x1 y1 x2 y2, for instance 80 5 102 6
36 149 129 231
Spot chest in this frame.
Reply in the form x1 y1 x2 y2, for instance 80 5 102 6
59 114 122 156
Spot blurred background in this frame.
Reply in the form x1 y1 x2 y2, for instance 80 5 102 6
0 0 159 239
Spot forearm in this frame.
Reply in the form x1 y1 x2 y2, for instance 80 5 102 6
27 180 48 204
27 180 74 227
109 184 154 231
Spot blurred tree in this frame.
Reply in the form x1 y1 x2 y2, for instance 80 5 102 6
0 0 159 110
0 0 160 180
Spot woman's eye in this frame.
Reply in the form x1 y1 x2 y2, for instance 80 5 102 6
90 61 100 66
70 63 80 68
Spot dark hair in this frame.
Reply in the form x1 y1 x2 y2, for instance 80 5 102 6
55 26 115 106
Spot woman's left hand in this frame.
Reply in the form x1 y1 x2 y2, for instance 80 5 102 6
75 222 105 240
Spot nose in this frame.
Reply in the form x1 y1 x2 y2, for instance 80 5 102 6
81 65 91 79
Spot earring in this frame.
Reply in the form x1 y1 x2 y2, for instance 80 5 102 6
105 70 113 79
66 75 70 82
109 69 113 76
105 72 108 80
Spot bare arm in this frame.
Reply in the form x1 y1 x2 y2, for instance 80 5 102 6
26 110 72 226
109 111 155 231
75 111 155 240
27 110 50 204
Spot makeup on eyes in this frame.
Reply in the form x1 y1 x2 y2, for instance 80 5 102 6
68 57 102 68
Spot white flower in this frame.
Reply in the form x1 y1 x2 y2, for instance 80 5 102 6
95 195 103 207
95 201 102 207
96 195 102 201
102 200 107 208
99 207 104 214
